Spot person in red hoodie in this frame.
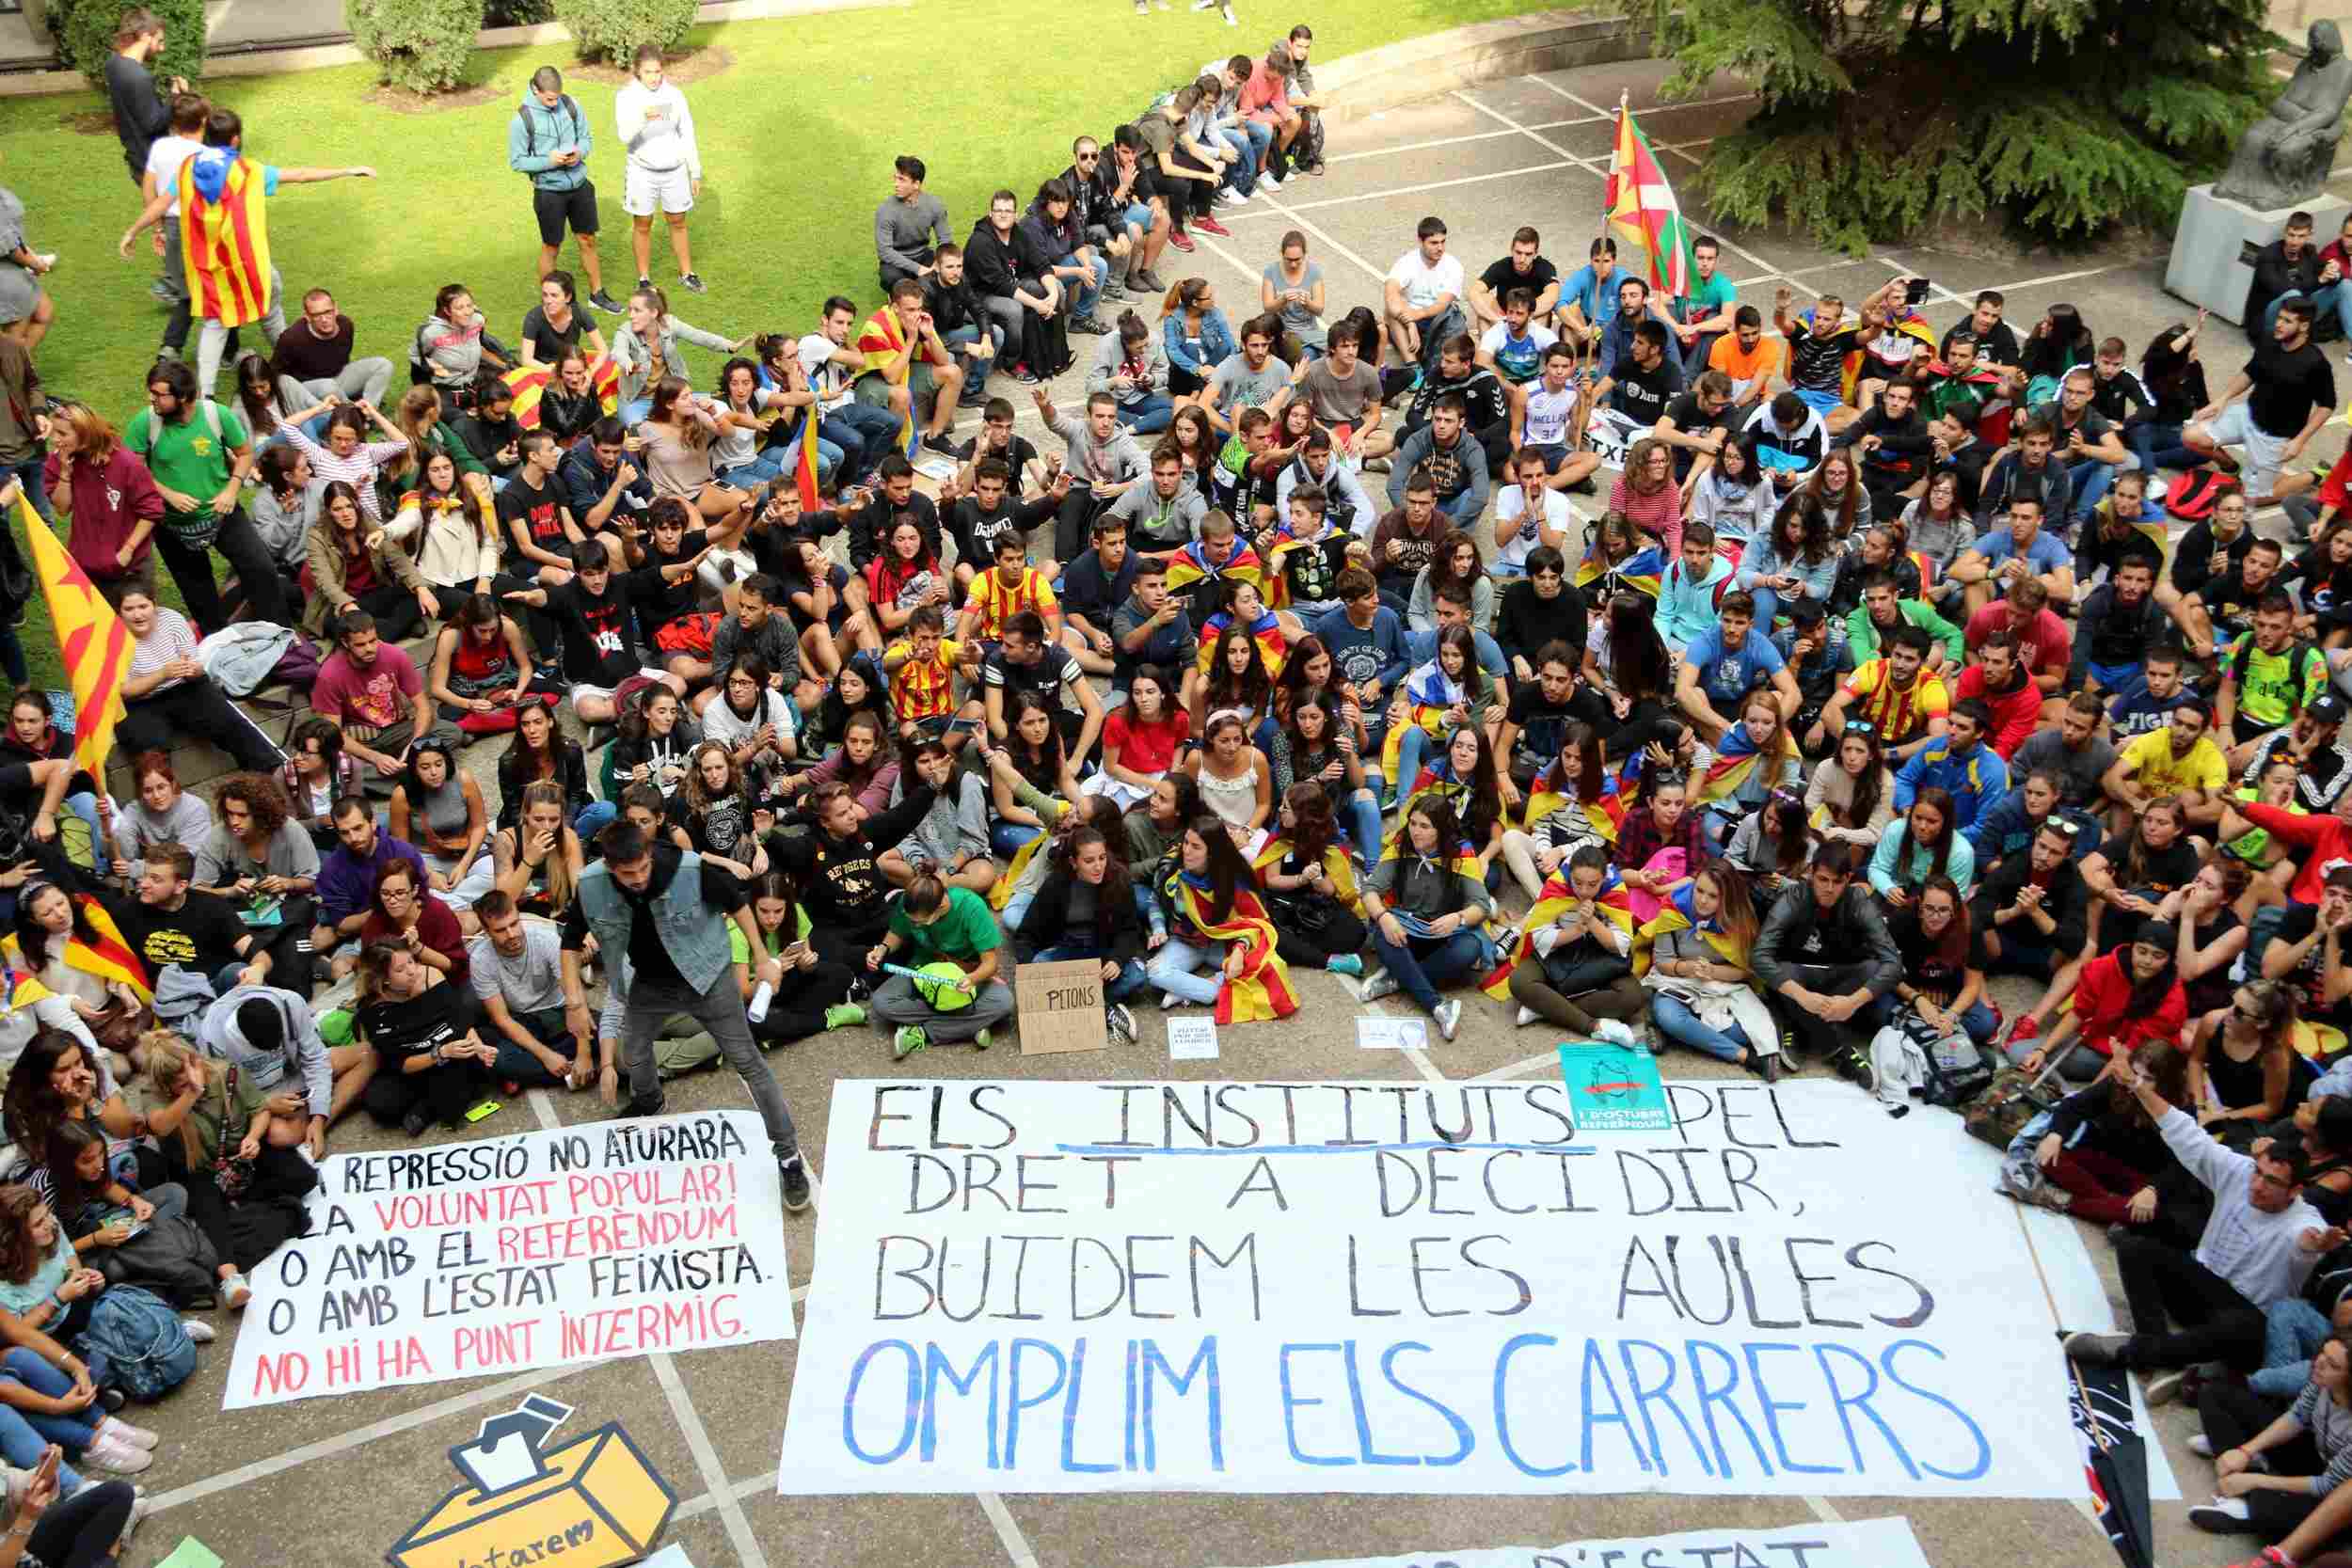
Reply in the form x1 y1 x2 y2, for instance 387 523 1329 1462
1947 632 2043 758
2011 920 2187 1084
35 402 164 609
2230 794 2352 906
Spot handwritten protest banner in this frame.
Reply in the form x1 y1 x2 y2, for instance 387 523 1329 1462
226 1111 791 1409
778 1079 2082 1497
1223 1515 1931 1568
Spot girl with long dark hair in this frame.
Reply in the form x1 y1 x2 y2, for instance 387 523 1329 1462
1499 721 1617 901
1645 858 1775 1075
1806 722 1894 847
1255 782 1370 975
737 871 864 1047
1269 691 1380 859
1359 795 1491 1040
497 696 604 835
1874 874 1994 1044
1146 815 1296 1020
2014 922 2186 1083
1867 785 1975 907
1014 826 1152 1043
301 478 433 641
986 693 1080 854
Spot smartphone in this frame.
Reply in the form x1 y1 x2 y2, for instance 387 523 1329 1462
1904 277 1931 306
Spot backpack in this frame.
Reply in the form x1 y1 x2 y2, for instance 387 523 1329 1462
72 1284 197 1402
516 94 585 166
93 1212 222 1307
1962 1061 2064 1151
269 633 324 691
2230 634 2315 708
654 611 721 657
142 400 222 450
2167 468 2237 521
1900 1007 1996 1108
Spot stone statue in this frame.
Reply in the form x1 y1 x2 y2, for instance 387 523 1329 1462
2215 21 2352 211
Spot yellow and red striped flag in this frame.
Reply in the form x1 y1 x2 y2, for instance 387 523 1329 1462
1603 97 1694 301
12 489 129 779
851 306 922 463
501 358 622 429
177 150 276 331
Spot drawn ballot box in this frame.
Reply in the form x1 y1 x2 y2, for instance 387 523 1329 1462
388 1395 677 1568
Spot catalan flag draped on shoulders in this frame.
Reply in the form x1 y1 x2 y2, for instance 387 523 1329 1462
1574 538 1664 598
1196 607 1289 681
1836 306 1938 406
178 148 278 330
1482 870 1637 999
12 488 128 782
1629 879 1746 979
0 895 151 1005
1164 537 1265 604
1261 525 1329 611
1378 651 1473 783
1159 866 1298 1023
1695 719 1800 808
1605 97 1695 302
1251 834 1363 919
852 305 925 463
1518 754 1630 844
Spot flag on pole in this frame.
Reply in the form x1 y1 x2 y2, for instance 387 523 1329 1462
1604 97 1695 301
851 305 923 463
10 489 129 780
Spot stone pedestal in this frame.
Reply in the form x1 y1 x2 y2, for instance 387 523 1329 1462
2166 184 2352 325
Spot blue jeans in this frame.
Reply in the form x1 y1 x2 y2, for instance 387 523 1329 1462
619 398 651 426
991 820 1044 857
63 792 105 879
720 452 787 490
2061 452 2117 527
0 1347 101 1495
1368 927 1484 1014
1149 935 1230 1006
2254 1296 2333 1399
1028 944 1152 1006
2128 420 2200 476
1340 787 1384 861
2266 281 2352 341
7 458 51 523
1864 991 1997 1045
945 323 1002 400
1391 725 1435 802
1117 394 1175 435
821 403 905 485
1653 992 1750 1063
1218 127 1258 194
1071 253 1109 324
575 800 618 840
1747 586 1786 629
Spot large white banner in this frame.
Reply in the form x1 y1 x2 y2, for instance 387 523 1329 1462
1229 1515 1932 1568
778 1079 2082 1496
227 1110 791 1408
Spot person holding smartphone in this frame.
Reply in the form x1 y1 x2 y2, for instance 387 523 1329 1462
0 1443 139 1565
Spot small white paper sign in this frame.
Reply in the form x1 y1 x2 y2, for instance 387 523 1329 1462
1358 1018 1428 1050
1168 1018 1220 1060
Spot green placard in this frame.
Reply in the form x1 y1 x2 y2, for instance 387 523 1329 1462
1558 1042 1672 1132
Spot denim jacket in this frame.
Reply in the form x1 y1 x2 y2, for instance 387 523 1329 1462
575 849 735 995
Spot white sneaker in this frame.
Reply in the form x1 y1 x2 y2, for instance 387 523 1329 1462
181 1317 216 1344
1433 999 1462 1042
219 1270 251 1308
1515 1005 1539 1028
1160 990 1184 1011
2187 1433 2214 1457
116 1486 150 1551
2187 1496 2250 1531
1358 972 1399 1003
1259 173 1282 192
85 1433 151 1474
100 1414 159 1450
1594 1019 1640 1048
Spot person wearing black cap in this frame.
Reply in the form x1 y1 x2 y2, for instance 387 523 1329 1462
1770 597 1851 754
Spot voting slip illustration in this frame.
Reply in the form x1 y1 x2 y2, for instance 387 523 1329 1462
1558 1041 1672 1131
388 1395 677 1568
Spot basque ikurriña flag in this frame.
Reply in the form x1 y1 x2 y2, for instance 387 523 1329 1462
1604 97 1694 302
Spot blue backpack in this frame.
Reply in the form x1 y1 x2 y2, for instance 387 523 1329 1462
74 1285 197 1402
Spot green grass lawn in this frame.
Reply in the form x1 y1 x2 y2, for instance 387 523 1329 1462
0 0 1563 692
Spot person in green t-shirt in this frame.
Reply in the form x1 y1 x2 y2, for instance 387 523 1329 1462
867 874 1014 1054
121 358 291 629
1661 236 1739 376
2217 593 2328 769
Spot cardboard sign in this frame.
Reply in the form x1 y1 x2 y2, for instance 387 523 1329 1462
1017 958 1109 1055
1559 1042 1672 1131
389 1396 677 1568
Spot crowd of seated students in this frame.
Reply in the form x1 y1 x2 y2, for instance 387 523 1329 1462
26 24 2352 1561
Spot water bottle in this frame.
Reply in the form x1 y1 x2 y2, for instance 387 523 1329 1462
747 981 772 1023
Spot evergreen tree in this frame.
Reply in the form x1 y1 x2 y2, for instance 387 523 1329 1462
1627 0 2281 250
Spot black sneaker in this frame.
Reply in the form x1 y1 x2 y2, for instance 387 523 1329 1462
1134 267 1168 293
402 1106 431 1137
1844 1046 1877 1092
678 273 707 294
779 1155 813 1213
923 431 959 456
587 289 622 314
622 1091 668 1118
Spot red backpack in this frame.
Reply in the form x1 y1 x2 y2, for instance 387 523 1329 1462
2166 469 2238 521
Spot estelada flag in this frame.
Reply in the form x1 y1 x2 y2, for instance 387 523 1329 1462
1194 608 1288 681
852 307 923 463
501 359 621 429
1162 538 1265 603
1604 99 1694 302
1159 868 1298 1023
178 150 275 331
13 489 128 780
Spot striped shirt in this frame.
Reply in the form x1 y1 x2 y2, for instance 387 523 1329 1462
887 637 962 723
963 569 1058 643
278 424 411 522
128 607 200 696
1841 661 1949 746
